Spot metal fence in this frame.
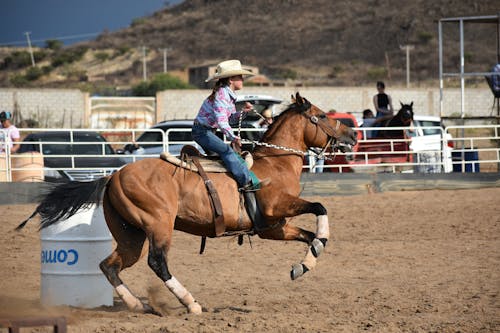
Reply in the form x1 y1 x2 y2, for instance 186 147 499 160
1 125 499 182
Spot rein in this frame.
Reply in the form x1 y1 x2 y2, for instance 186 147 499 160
237 106 343 160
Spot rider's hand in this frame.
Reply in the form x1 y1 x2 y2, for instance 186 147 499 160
232 138 242 148
242 102 253 113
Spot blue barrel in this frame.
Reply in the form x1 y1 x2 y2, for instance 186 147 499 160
452 150 480 172
40 205 113 308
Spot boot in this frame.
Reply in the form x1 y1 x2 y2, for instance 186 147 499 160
241 177 271 192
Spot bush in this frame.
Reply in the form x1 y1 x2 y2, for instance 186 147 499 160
10 74 29 86
3 51 32 69
132 73 193 96
418 31 433 44
94 52 110 61
45 39 63 50
51 46 88 67
367 67 387 81
25 66 44 81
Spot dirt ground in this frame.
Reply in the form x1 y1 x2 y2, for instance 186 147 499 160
0 187 499 333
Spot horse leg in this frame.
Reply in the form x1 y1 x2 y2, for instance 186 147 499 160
99 194 159 315
260 196 330 280
146 216 203 315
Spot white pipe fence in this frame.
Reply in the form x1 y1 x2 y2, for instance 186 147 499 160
1 125 499 182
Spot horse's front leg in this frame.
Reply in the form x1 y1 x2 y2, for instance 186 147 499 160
259 197 330 280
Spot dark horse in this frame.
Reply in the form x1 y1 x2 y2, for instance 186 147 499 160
377 102 414 138
17 93 357 315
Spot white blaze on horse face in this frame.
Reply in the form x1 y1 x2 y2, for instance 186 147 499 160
316 215 329 239
116 284 145 311
165 276 202 314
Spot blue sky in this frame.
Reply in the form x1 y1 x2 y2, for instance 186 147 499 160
0 0 181 47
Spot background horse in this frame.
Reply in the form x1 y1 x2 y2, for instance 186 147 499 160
377 102 414 138
17 92 357 315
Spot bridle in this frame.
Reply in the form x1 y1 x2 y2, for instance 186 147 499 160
238 100 347 161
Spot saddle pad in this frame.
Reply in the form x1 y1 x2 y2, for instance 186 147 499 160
160 151 253 173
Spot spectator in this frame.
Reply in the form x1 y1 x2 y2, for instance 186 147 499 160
0 111 20 154
361 109 378 139
373 81 394 122
492 63 500 92
372 81 394 137
258 109 274 128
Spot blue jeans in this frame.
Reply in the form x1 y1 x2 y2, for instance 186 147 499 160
192 122 251 186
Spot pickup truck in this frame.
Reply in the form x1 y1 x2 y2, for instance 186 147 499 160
314 113 453 173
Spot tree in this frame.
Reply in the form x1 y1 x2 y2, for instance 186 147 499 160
132 73 193 96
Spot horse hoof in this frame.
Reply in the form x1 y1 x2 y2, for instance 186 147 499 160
311 238 325 258
188 302 203 315
143 304 162 316
290 263 308 280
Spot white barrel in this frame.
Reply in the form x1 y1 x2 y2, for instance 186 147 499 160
40 204 113 308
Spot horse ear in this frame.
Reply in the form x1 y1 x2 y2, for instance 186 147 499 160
291 94 296 103
400 101 404 107
410 102 414 107
295 92 304 105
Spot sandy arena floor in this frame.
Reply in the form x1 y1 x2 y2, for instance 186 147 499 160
0 187 499 333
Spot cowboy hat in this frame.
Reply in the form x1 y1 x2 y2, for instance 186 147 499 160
205 59 255 82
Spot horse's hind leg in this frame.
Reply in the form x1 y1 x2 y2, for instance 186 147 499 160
99 195 159 315
146 215 202 315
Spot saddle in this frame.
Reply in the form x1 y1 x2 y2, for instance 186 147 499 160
160 146 267 244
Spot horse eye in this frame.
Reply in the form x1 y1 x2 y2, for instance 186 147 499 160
319 114 327 119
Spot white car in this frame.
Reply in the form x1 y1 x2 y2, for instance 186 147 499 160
408 115 454 173
121 94 283 158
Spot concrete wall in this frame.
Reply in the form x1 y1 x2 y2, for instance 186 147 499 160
0 89 88 128
0 86 494 129
157 86 494 122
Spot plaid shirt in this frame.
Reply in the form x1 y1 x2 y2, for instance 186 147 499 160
195 85 242 141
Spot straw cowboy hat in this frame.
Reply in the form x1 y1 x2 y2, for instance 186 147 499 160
205 59 255 82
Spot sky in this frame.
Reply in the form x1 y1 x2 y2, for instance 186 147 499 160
0 0 182 47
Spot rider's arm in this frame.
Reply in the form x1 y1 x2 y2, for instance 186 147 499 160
212 89 238 142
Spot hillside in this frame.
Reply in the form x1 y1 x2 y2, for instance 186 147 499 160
1 0 498 90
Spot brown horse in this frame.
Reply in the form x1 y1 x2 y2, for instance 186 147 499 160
17 92 357 315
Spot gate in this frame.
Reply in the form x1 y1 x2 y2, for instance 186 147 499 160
88 96 156 129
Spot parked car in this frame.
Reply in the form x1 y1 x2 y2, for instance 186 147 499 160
121 120 199 157
122 94 284 157
408 115 454 173
334 114 454 173
18 131 127 181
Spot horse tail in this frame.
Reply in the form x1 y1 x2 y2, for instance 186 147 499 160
15 176 111 231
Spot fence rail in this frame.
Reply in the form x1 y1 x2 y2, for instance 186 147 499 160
1 125 499 182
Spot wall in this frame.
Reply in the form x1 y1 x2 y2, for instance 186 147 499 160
0 86 494 129
157 86 494 122
0 89 88 128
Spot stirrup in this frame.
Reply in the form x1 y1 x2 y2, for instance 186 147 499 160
239 177 271 192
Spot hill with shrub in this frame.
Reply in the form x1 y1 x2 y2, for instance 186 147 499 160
0 0 498 94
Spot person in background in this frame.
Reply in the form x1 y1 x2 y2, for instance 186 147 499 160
258 108 274 128
192 59 269 191
492 63 500 92
361 109 384 139
372 81 394 137
0 111 20 153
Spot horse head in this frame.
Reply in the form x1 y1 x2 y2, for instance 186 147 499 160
262 92 357 154
397 101 414 126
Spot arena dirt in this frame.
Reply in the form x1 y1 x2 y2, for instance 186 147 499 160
1 187 499 332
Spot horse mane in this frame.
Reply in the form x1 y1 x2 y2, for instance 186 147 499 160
259 101 307 142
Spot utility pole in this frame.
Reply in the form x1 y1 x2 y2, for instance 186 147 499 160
24 32 36 67
400 44 414 88
158 48 172 73
160 48 167 73
142 46 147 81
